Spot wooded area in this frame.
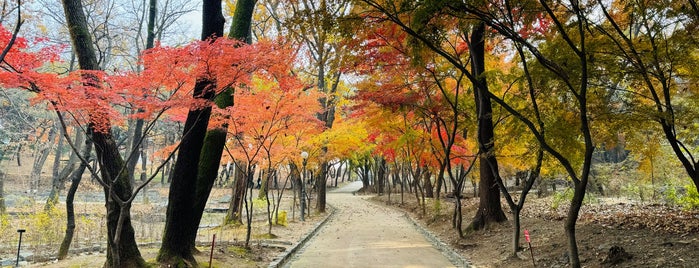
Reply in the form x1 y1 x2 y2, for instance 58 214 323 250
1 0 698 267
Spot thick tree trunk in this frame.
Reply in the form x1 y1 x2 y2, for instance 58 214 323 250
93 132 145 268
61 0 146 266
159 85 215 265
158 0 225 265
58 137 91 260
469 22 507 230
292 164 301 220
186 0 256 253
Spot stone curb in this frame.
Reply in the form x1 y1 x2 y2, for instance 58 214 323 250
403 212 472 268
267 205 336 268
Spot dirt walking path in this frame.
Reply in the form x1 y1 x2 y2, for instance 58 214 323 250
285 181 461 268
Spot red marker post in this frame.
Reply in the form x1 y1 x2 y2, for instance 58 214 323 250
524 229 536 267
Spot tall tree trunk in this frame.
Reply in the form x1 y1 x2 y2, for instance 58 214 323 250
58 136 92 260
469 22 507 230
61 0 146 266
158 0 225 265
125 0 158 186
187 0 256 252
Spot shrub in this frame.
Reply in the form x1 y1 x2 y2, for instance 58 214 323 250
679 184 699 210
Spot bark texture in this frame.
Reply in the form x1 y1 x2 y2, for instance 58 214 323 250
188 0 257 251
157 0 225 265
62 0 146 266
469 22 507 230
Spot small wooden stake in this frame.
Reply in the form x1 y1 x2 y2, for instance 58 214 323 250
209 234 216 268
525 229 536 267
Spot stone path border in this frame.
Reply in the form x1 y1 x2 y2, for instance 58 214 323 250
402 212 472 267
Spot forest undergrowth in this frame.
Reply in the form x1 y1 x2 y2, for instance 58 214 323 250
372 191 699 268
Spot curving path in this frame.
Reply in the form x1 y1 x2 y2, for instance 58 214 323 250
285 181 461 268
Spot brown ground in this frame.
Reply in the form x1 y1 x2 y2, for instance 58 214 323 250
1 154 331 268
4 156 698 268
25 206 328 268
370 192 699 268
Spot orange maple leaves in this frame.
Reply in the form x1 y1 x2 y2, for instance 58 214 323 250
1 25 306 134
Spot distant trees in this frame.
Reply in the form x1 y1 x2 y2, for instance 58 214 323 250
352 1 698 267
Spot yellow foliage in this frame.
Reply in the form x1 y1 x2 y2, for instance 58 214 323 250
225 0 236 17
275 210 288 226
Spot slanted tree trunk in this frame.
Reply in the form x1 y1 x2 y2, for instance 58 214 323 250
30 126 56 193
46 130 82 211
57 136 92 260
435 163 445 199
14 144 21 167
44 122 64 207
